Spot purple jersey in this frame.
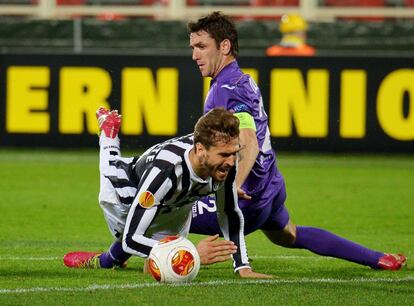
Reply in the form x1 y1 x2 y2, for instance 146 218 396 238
190 61 289 235
204 61 284 211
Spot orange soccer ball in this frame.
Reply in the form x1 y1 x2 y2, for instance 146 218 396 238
148 236 200 283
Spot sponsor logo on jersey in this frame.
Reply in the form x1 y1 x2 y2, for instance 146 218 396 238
221 84 236 90
138 191 155 208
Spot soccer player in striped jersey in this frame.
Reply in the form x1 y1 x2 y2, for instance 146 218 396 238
64 107 271 279
187 12 406 271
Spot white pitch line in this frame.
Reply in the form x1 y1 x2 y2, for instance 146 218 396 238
0 255 333 261
1 277 413 294
251 255 336 260
0 257 61 261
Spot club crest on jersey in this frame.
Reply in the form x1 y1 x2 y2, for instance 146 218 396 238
138 191 155 208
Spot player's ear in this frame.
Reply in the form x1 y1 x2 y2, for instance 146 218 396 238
220 39 231 55
195 142 206 156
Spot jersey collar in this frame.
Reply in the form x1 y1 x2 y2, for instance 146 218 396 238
211 60 239 85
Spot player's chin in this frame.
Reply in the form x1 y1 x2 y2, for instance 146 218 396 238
214 168 229 181
199 68 209 77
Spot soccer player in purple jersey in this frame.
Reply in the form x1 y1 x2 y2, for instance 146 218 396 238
187 11 406 271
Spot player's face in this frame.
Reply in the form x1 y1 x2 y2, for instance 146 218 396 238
190 30 228 78
199 137 241 182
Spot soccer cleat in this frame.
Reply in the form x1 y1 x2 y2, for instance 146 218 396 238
377 253 407 271
96 107 121 138
96 106 110 119
63 251 101 269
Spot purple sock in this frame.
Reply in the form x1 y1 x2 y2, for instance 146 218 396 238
293 226 384 268
99 241 131 268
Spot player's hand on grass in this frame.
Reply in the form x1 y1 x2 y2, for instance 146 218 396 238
237 187 252 200
238 267 273 279
196 234 237 265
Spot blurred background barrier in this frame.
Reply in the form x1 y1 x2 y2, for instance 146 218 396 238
1 17 414 56
0 0 413 56
0 0 413 152
1 54 413 152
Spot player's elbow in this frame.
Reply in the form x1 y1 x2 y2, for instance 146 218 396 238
240 130 259 157
248 142 260 161
123 233 152 258
123 233 138 251
122 235 133 253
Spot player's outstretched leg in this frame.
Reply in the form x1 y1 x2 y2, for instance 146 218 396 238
291 226 407 270
63 241 131 269
263 203 406 271
64 108 130 269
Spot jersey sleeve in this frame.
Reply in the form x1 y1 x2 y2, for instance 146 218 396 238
220 76 258 130
122 165 174 258
214 166 250 272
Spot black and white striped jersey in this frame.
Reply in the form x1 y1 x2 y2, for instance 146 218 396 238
105 133 249 270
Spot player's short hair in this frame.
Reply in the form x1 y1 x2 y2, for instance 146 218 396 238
187 11 239 57
194 108 240 150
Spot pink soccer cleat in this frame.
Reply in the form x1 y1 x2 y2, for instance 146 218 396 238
96 107 121 138
377 253 407 271
63 251 101 269
96 106 110 119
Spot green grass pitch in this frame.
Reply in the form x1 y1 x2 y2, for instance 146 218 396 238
0 149 413 305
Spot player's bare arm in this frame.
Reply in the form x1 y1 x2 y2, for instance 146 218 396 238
236 128 259 199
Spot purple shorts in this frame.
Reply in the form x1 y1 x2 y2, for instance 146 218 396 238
190 177 289 236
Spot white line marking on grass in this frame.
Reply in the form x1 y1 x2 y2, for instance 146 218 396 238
1 277 413 294
0 255 332 261
251 255 336 260
0 257 61 261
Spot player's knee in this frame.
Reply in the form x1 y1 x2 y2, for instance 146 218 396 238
281 222 297 246
263 222 297 247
